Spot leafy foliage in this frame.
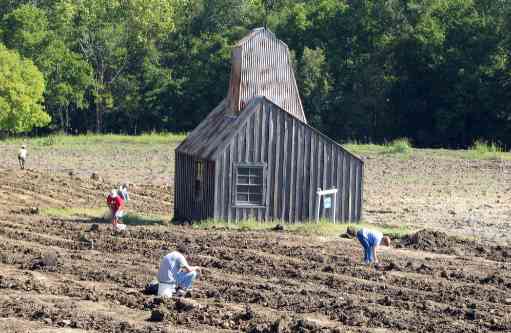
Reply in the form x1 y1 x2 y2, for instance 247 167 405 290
0 0 511 148
0 44 50 133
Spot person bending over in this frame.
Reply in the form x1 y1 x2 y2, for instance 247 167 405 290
348 227 391 264
157 249 201 297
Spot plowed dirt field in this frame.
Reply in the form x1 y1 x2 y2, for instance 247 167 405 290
0 167 510 333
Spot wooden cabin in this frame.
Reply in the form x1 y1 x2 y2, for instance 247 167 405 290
174 28 363 223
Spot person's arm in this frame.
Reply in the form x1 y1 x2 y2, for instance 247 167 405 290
181 264 201 273
372 246 378 264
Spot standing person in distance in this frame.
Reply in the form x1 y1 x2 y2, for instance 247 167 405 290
18 144 27 170
106 189 125 231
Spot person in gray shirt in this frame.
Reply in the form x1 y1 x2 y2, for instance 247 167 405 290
157 248 201 297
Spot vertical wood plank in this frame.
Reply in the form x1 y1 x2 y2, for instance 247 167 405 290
322 142 328 219
308 134 316 221
344 157 351 222
343 153 350 221
358 162 364 221
225 144 232 222
266 104 276 220
174 152 179 219
281 113 289 220
273 106 281 219
331 145 338 222
214 157 221 219
335 151 343 222
288 118 296 222
350 160 357 221
317 140 324 219
259 105 267 221
294 124 303 222
253 108 261 221
302 130 310 220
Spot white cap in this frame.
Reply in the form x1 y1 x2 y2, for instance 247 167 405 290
110 190 118 197
21 144 26 148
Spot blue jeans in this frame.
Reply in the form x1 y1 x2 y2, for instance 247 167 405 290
357 230 374 263
176 271 197 290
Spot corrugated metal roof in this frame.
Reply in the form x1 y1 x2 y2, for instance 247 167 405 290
228 27 307 123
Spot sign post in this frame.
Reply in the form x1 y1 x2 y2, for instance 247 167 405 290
316 188 338 223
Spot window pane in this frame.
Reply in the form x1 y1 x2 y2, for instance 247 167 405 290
248 185 263 194
237 176 249 184
237 185 251 193
249 193 262 204
249 176 262 185
250 168 263 178
237 193 249 202
238 167 250 175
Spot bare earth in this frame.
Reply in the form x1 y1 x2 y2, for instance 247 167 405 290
0 141 510 332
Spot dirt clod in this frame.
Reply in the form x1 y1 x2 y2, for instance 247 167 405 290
91 172 102 181
31 251 58 271
272 224 285 231
143 280 159 295
42 252 58 267
175 298 198 312
88 224 100 232
240 305 255 320
150 309 167 322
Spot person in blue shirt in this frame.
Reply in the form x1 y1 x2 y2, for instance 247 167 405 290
348 227 391 264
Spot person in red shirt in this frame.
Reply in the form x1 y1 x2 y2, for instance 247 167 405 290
107 190 125 229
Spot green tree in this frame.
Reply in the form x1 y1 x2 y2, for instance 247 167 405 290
71 0 175 132
0 44 50 133
296 47 332 129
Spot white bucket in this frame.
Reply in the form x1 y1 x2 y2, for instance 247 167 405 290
115 223 127 232
158 283 176 297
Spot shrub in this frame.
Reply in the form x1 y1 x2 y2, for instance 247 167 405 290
385 138 412 154
471 140 502 154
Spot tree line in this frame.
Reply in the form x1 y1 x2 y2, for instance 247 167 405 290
1 0 510 148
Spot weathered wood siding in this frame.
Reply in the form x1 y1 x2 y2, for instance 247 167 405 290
174 152 215 221
213 99 363 223
227 28 307 123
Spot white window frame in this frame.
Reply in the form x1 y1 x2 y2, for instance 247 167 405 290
232 163 267 208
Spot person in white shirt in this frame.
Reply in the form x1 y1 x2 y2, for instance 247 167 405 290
18 145 27 170
118 184 129 201
347 226 391 264
157 249 201 297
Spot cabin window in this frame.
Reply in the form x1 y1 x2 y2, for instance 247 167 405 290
194 160 204 201
234 164 266 206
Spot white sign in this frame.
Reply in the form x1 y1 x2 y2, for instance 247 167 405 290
324 196 332 209
315 187 338 223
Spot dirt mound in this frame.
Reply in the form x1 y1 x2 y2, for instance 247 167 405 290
400 229 511 262
400 230 455 253
248 316 335 333
30 251 59 271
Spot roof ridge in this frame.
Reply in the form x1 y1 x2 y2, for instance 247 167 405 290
235 27 287 48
